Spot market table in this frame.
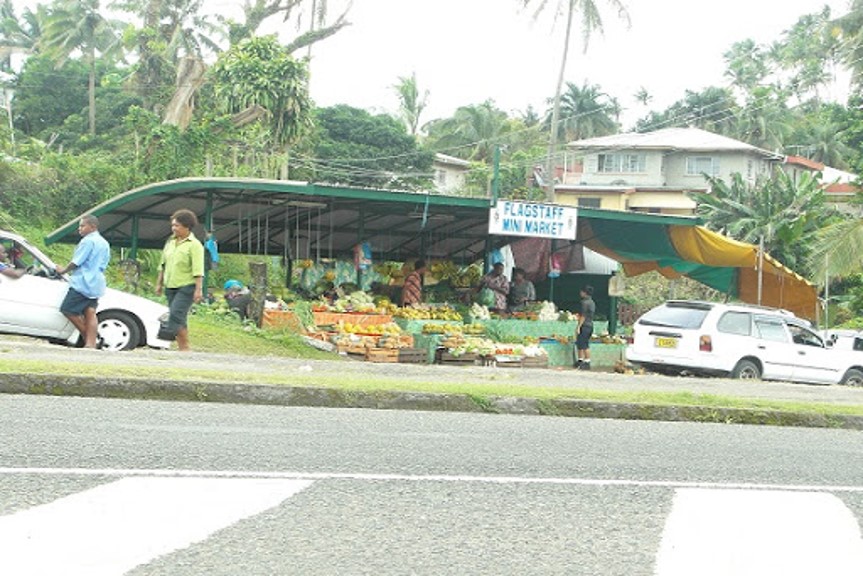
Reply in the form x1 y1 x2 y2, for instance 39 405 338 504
312 312 393 327
476 319 608 340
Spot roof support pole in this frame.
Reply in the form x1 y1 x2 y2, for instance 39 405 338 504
129 214 139 260
356 205 365 288
203 192 214 299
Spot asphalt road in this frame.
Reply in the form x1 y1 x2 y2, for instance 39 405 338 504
1 395 862 575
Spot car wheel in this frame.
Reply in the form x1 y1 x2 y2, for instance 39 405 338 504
841 368 863 387
97 311 141 351
732 359 761 380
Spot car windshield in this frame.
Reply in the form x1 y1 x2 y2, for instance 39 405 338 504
638 303 711 329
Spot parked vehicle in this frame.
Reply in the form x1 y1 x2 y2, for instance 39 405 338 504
823 329 863 352
626 300 863 386
0 229 170 351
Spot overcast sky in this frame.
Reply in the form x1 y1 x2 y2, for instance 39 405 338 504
290 0 850 129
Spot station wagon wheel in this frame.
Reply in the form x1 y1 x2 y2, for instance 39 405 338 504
841 369 863 387
732 359 761 380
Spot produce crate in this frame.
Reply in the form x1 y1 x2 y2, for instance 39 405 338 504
365 348 399 363
398 348 427 364
435 350 478 365
521 356 549 369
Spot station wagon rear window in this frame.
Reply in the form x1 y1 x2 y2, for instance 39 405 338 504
638 304 710 329
717 311 751 336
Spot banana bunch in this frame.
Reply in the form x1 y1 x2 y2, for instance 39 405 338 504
422 322 464 334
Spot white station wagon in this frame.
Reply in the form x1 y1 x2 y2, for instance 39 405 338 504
626 300 863 386
0 229 171 351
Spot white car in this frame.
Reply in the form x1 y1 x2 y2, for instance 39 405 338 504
0 229 170 351
626 300 863 386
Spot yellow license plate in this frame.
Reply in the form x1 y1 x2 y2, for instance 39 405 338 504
655 337 678 349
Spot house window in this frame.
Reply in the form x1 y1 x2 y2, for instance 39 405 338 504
578 197 601 208
686 156 720 176
597 153 645 173
436 170 447 186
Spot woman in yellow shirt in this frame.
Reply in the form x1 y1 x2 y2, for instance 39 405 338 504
155 209 205 351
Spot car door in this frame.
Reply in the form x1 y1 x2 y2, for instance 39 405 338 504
786 323 841 384
751 316 795 381
0 240 74 337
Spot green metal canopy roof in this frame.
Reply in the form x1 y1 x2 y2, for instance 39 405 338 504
45 177 700 264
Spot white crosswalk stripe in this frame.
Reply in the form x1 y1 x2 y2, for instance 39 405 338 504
1 469 862 574
0 476 313 576
655 488 863 576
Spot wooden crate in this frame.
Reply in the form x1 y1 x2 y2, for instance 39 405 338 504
521 356 549 369
365 348 399 363
398 348 427 364
436 350 478 365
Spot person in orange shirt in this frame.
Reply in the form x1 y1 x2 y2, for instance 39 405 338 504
401 259 426 307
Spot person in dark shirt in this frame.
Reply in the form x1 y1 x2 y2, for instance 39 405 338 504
401 259 426 307
575 285 596 370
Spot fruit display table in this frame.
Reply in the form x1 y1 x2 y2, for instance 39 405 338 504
477 319 608 340
312 312 393 327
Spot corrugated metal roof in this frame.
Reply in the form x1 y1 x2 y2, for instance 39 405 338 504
567 127 783 159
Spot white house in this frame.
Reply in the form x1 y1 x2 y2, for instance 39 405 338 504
555 127 786 215
433 153 471 194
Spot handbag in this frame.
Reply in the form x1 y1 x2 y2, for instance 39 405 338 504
157 322 177 341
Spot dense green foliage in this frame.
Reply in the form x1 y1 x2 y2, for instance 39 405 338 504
0 0 860 302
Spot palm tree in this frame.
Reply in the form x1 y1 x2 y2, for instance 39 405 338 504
808 209 863 282
547 81 619 142
520 0 629 201
734 85 791 151
831 1 863 89
40 0 121 136
0 1 45 71
424 100 511 162
723 39 769 96
690 171 835 272
393 72 428 136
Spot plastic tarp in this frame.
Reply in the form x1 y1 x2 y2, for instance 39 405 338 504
577 218 818 320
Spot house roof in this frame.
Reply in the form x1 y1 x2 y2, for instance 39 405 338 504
433 153 471 168
785 155 824 171
567 127 783 159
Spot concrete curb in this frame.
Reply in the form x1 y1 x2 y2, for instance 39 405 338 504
3 372 863 431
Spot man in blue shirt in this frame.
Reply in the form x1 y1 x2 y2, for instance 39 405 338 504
56 214 111 348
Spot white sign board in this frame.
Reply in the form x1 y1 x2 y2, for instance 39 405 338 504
488 200 577 240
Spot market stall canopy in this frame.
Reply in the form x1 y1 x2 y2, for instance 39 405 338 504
45 177 521 264
45 177 818 318
578 216 818 320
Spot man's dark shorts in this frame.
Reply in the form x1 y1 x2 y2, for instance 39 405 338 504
576 323 594 350
60 287 98 316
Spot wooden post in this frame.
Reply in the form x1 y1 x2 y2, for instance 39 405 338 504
248 261 268 327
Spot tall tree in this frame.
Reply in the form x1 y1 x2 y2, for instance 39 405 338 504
0 1 45 71
392 72 428 136
769 7 839 105
309 104 433 189
831 1 863 89
40 0 121 135
116 0 224 111
210 35 313 177
689 171 835 272
635 86 738 135
225 0 351 53
520 0 629 201
723 39 769 95
547 81 619 142
424 100 512 162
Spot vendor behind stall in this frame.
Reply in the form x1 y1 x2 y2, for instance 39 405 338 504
508 267 535 311
401 259 426 306
478 262 509 312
